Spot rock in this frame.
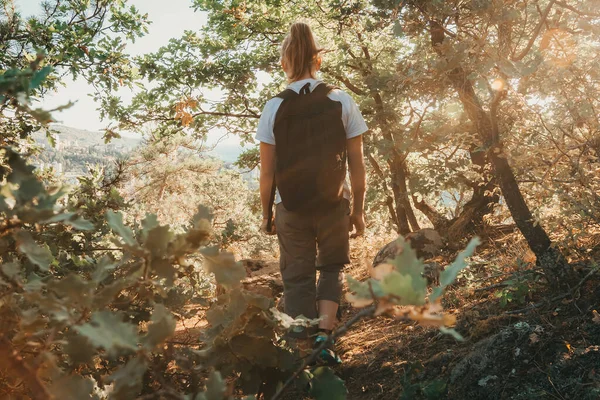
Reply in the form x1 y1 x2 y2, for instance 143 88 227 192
215 259 283 299
372 229 444 286
242 274 283 299
406 228 444 259
422 261 442 287
373 229 444 266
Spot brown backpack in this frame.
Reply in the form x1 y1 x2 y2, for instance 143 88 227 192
269 82 347 214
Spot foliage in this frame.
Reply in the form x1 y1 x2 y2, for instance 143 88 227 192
119 133 277 258
494 261 533 308
100 0 600 256
346 237 481 339
0 0 149 143
0 145 474 399
1 145 218 398
307 367 348 400
2 0 599 398
399 362 447 400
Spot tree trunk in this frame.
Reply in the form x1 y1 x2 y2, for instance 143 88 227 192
399 162 421 231
412 149 498 244
354 38 419 235
429 21 574 289
388 156 412 235
412 195 449 231
366 151 400 232
446 148 499 243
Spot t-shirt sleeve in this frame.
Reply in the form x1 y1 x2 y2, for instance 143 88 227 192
336 90 369 139
254 98 280 145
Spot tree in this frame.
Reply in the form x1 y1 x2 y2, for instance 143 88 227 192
98 0 509 239
375 0 599 287
0 0 149 143
120 132 277 258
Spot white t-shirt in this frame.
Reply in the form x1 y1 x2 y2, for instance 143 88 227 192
255 78 368 204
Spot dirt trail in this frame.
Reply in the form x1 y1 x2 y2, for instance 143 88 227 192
179 240 600 399
281 241 600 399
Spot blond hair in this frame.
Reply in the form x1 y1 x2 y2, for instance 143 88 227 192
280 22 322 82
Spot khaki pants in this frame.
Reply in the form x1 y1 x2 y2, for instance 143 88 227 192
275 199 350 327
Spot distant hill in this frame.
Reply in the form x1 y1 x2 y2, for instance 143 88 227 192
32 124 142 150
31 125 142 181
30 124 253 184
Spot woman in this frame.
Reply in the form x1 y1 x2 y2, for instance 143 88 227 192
255 22 367 365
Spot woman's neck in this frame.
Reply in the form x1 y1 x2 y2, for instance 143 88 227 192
288 71 316 83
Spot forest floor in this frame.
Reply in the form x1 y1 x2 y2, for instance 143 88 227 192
178 229 600 400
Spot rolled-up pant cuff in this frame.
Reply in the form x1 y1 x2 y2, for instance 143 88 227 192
316 267 344 303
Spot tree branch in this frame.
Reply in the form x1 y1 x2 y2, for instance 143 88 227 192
512 0 556 61
320 67 366 96
367 152 399 231
555 1 600 17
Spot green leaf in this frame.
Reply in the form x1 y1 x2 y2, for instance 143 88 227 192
382 238 428 305
29 66 52 90
201 247 246 287
242 289 273 311
309 367 347 400
186 206 213 248
91 256 117 283
75 311 139 357
393 21 404 37
64 333 96 366
144 225 171 257
387 238 426 282
44 212 94 230
229 335 281 368
48 374 97 400
141 213 159 234
194 370 228 400
297 370 313 392
271 307 320 329
192 205 213 227
422 379 447 400
1 262 21 280
205 370 227 400
205 287 250 329
150 257 176 286
94 266 142 308
6 148 36 184
16 178 45 204
106 355 148 400
14 231 54 271
346 275 372 298
142 304 176 350
46 273 93 307
380 270 426 305
430 237 481 302
23 272 44 292
106 210 137 246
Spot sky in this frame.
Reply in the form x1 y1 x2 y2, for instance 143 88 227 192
15 0 246 160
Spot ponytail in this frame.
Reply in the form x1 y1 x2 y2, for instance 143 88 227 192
280 22 322 81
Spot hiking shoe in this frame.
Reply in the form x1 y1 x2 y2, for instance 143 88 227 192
311 332 342 366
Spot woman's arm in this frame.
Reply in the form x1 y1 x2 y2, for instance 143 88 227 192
347 135 366 237
259 142 277 234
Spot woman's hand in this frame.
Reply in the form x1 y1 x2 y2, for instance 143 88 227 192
261 216 276 235
349 212 365 238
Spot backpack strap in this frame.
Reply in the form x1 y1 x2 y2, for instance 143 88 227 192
275 83 337 100
266 88 297 230
312 82 338 96
274 88 297 100
266 173 276 233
